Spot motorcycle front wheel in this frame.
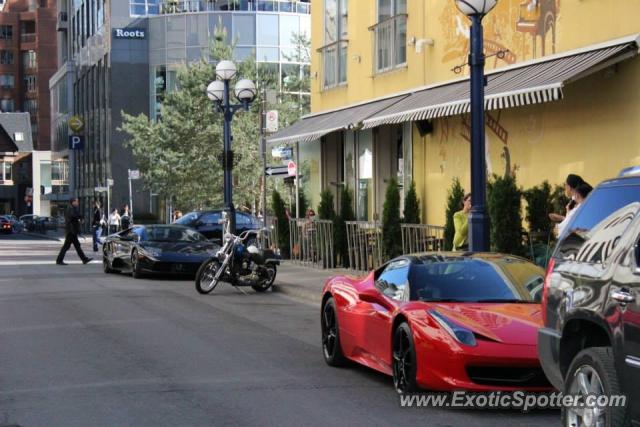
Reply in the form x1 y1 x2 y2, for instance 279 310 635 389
251 264 277 293
195 258 224 294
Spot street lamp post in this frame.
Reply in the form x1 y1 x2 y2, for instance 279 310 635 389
207 60 257 234
455 0 497 252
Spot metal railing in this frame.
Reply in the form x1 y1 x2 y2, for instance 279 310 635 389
370 14 407 74
261 216 279 253
345 221 383 272
401 224 445 254
20 33 36 43
159 0 310 14
289 218 334 269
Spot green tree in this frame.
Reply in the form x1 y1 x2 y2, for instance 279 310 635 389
403 181 421 224
551 184 571 216
487 174 524 255
382 178 402 259
272 189 290 258
523 181 554 241
444 178 465 251
335 186 354 267
317 190 335 220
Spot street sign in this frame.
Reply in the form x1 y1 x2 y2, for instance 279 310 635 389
287 160 297 177
264 165 289 177
271 146 293 160
107 178 114 186
266 110 278 133
68 135 84 150
68 116 84 133
94 186 108 192
128 169 141 180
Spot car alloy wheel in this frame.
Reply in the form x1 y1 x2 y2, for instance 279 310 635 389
321 297 346 366
393 322 418 394
131 250 143 279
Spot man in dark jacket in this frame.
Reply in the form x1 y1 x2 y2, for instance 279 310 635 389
91 200 103 252
56 198 92 265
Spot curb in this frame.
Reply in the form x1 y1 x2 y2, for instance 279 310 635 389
272 282 322 306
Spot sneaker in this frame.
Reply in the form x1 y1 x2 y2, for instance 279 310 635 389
56 261 68 265
83 258 93 265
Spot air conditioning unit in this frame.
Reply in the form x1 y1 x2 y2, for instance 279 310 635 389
57 11 68 32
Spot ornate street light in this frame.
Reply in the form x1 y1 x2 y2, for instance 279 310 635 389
207 60 257 234
455 0 497 251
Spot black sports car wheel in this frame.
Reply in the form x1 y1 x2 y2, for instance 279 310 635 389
393 322 418 394
321 297 347 366
131 250 144 279
195 258 223 294
562 347 628 427
251 265 276 293
103 252 114 274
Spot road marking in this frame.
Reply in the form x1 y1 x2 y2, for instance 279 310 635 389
0 260 98 266
0 317 162 335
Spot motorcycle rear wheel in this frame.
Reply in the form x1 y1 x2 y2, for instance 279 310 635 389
251 264 276 293
195 258 224 294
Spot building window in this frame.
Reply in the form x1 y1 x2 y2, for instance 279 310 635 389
24 98 37 115
0 25 12 40
0 50 13 65
320 0 348 89
52 160 69 183
20 21 36 43
14 132 23 141
371 0 407 73
0 99 14 112
22 50 37 69
24 75 37 92
0 74 14 89
1 161 12 182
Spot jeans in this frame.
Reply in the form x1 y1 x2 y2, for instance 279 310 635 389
92 225 102 251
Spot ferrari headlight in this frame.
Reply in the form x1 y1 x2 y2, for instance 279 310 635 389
428 309 476 347
142 247 162 257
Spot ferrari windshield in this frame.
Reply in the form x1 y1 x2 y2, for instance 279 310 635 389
409 257 544 303
139 226 207 243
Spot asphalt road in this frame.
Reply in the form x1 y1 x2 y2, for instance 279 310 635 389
0 234 559 427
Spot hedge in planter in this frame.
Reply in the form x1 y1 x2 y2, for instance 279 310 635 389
335 186 354 268
444 178 465 251
487 174 524 256
382 178 402 259
317 190 336 220
272 190 290 258
523 181 554 242
403 180 421 224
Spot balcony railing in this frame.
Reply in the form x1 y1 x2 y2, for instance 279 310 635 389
317 40 347 90
20 33 36 43
370 14 407 74
159 0 310 14
289 218 335 269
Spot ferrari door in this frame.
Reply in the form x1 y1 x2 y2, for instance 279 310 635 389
357 259 408 372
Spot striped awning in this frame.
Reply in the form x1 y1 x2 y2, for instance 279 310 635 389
362 35 639 129
266 94 408 145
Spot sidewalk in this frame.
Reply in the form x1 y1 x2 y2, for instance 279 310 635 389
272 262 359 306
21 229 90 243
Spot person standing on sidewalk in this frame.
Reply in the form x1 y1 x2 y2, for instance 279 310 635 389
56 198 92 265
108 208 121 234
91 200 103 252
120 205 131 230
453 193 471 251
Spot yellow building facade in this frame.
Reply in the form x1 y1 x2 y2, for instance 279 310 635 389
270 0 640 227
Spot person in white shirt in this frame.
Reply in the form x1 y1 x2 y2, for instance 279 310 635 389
108 208 121 235
555 182 593 238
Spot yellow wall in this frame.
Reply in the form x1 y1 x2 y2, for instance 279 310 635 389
312 0 640 112
420 58 640 226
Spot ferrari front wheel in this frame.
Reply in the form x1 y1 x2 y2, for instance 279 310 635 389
321 297 347 366
393 322 418 394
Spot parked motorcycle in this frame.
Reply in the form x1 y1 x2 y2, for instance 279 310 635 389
195 212 279 294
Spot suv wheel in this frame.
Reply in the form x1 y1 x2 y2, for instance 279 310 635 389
563 347 629 427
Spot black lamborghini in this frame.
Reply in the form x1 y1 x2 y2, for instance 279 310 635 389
102 225 219 278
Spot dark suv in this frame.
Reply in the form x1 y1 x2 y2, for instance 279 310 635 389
539 168 640 426
175 210 260 242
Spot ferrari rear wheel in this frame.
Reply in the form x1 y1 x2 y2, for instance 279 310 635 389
321 297 347 366
393 322 418 394
103 253 114 274
131 250 144 279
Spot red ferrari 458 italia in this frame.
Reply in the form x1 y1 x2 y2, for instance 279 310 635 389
321 252 553 393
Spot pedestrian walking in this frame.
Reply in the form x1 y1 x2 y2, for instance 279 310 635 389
108 208 121 234
121 205 131 230
91 200 103 252
56 198 92 265
453 193 471 251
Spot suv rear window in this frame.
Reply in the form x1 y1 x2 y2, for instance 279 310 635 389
556 185 640 263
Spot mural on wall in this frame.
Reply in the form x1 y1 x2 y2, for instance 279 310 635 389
440 0 561 73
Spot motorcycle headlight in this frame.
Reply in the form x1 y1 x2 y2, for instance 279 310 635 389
428 309 476 347
224 233 234 242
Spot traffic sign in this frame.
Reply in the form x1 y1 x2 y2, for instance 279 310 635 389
107 178 114 186
68 135 84 150
94 186 108 192
264 165 288 177
68 116 84 133
266 110 278 133
128 169 141 180
287 160 297 177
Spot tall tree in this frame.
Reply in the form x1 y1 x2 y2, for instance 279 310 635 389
403 181 421 224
